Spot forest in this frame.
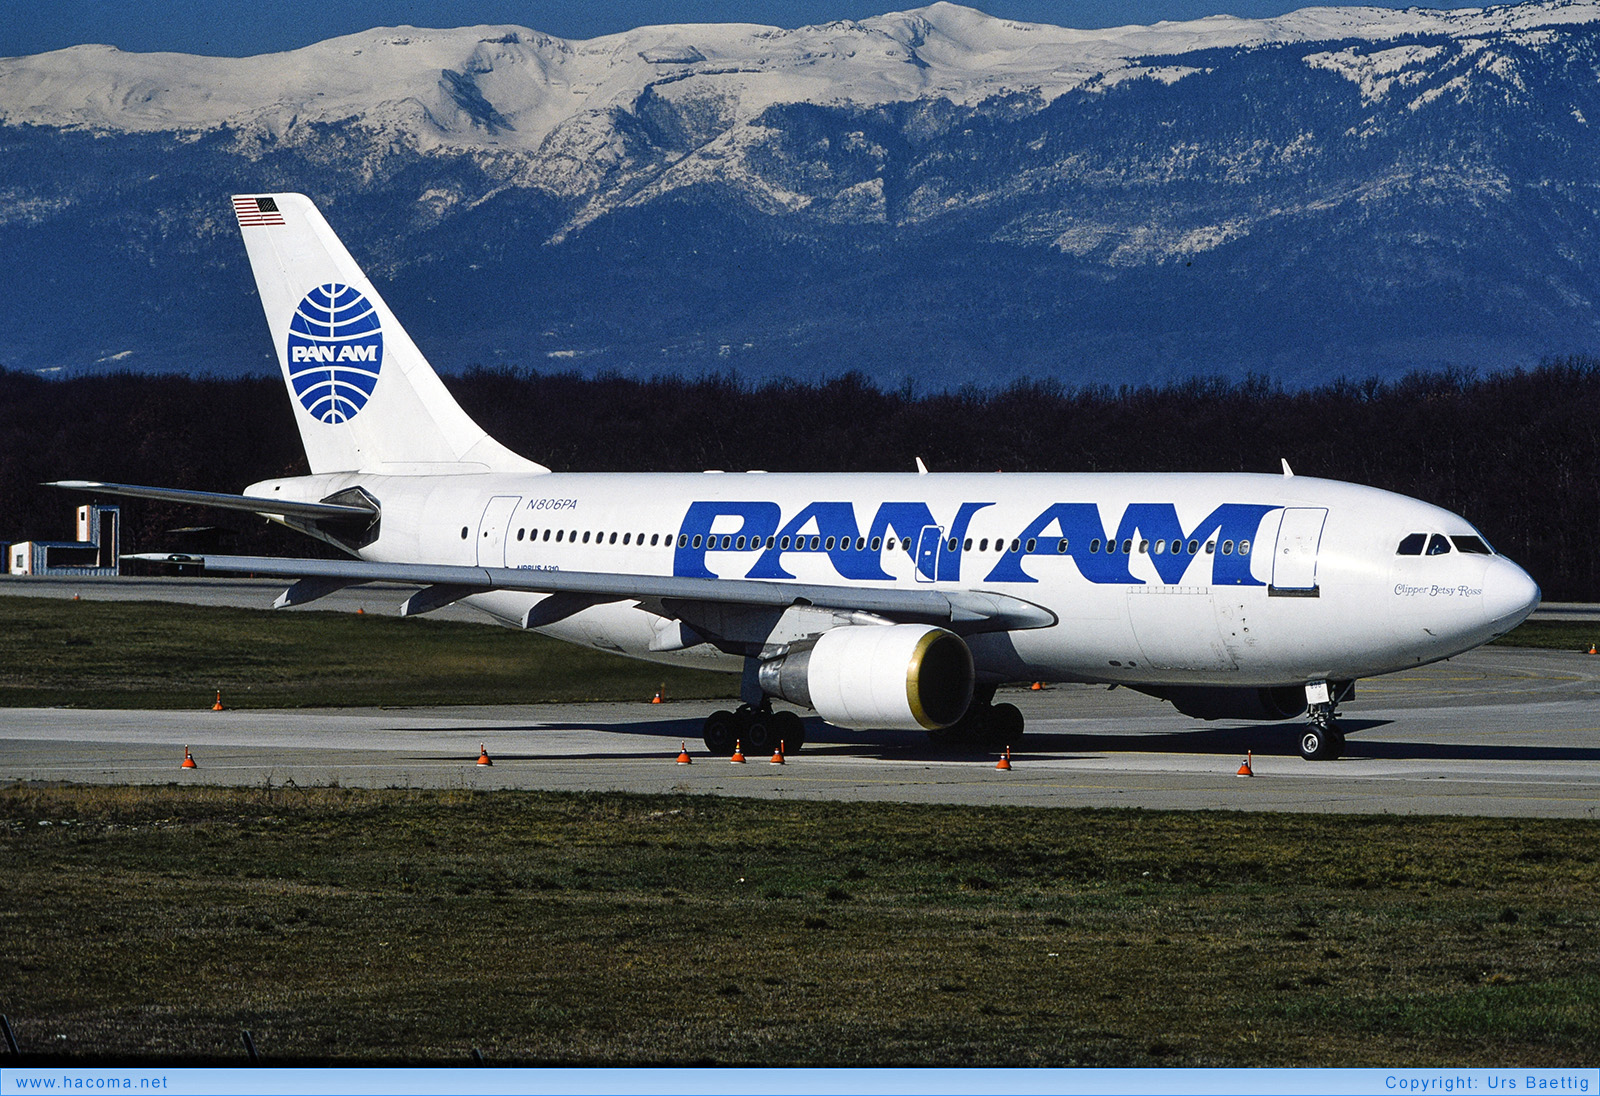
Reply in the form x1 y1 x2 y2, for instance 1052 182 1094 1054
1 361 1596 600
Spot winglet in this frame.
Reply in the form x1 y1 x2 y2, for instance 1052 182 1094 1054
1281 459 1295 478
915 457 929 475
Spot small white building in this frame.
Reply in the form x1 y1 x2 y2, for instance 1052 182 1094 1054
8 503 120 576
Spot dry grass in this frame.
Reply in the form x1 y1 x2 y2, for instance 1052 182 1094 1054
2 784 1596 1066
0 595 735 708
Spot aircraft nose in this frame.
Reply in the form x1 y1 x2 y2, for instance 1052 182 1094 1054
1482 556 1541 636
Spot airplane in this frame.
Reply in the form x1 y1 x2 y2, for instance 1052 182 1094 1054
53 193 1543 762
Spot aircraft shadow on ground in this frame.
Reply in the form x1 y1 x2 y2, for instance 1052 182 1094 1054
386 716 1600 764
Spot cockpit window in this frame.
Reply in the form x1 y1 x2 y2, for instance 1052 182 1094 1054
1426 534 1452 556
1451 535 1492 555
1397 533 1425 555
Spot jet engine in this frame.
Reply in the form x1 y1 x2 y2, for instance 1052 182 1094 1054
1137 685 1308 722
758 624 974 730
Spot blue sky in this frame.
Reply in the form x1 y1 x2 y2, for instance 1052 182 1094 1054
3 0 1482 57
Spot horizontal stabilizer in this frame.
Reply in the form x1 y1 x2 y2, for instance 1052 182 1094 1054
125 553 1058 633
50 481 376 522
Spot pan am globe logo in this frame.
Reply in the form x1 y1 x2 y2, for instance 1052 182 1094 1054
286 283 384 423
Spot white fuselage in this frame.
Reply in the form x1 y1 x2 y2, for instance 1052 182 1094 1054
250 469 1542 690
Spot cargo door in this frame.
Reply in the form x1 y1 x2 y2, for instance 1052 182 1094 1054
1127 588 1238 672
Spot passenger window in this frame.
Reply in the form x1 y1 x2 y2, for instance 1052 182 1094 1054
1138 539 1148 554
948 537 958 552
582 531 591 544
765 536 775 549
678 534 688 548
1057 538 1068 553
460 526 468 540
1106 539 1117 555
735 536 746 550
1452 536 1492 554
622 533 631 545
1090 539 1102 553
1221 540 1234 555
825 536 836 551
963 538 972 551
1010 539 1021 553
555 530 564 543
1239 539 1251 555
1153 539 1165 554
650 534 659 546
1205 540 1215 554
857 537 867 551
609 532 617 545
722 536 733 550
1427 534 1452 556
1121 539 1133 554
780 536 791 550
691 535 702 549
871 537 882 551
901 538 911 552
516 529 525 541
1025 538 1037 553
543 529 551 542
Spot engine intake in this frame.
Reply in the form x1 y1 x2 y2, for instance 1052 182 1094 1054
759 624 974 730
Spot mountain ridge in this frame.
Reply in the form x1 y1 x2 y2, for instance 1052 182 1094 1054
3 1 1600 387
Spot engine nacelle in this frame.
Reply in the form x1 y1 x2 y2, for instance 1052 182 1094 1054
758 624 974 730
1137 685 1309 722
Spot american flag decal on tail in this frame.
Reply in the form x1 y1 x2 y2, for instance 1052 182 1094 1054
233 195 285 227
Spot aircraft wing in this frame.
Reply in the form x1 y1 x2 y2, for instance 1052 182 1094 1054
48 481 376 522
125 552 1057 633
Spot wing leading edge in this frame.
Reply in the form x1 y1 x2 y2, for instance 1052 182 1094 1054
125 552 1057 633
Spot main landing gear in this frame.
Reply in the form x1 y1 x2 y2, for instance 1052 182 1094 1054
1298 688 1345 761
702 702 806 757
927 685 1025 750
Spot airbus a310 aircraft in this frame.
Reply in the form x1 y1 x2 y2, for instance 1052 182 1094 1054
56 194 1542 761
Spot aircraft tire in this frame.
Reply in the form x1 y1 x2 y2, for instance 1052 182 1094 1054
981 703 1026 748
744 713 780 754
771 710 805 753
703 710 739 756
1298 726 1342 761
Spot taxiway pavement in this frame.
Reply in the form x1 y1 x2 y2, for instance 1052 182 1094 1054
2 644 1596 818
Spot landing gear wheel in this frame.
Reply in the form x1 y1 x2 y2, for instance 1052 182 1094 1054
744 711 780 754
771 710 805 753
702 710 738 756
981 702 1026 749
1298 725 1343 761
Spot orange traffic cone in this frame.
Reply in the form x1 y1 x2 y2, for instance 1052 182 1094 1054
996 746 1012 771
676 742 693 765
1030 681 1045 691
1589 643 1597 655
181 746 197 769
477 743 493 766
770 741 785 765
211 690 225 711
652 685 665 704
357 607 364 615
730 740 746 764
1236 751 1254 777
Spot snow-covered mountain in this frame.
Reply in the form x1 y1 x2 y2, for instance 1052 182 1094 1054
4 1 1600 386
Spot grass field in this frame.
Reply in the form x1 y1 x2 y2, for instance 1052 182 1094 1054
0 595 736 708
0 594 1590 710
2 784 1596 1066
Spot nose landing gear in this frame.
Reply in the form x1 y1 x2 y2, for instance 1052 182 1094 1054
1298 685 1345 761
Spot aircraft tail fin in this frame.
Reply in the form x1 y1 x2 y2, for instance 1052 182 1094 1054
231 193 546 476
